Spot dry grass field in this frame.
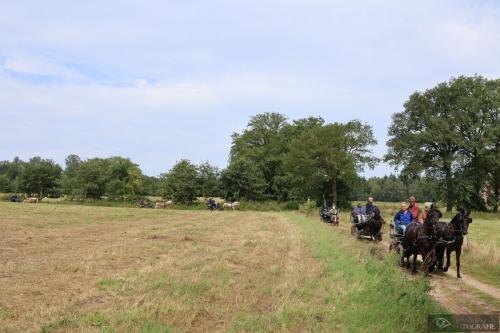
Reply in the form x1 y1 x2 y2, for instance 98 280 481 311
1 202 489 332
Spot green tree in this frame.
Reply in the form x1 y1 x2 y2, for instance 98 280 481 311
197 162 221 198
74 158 109 199
386 76 500 211
220 159 266 201
0 174 11 192
107 157 145 201
160 159 199 203
61 154 81 196
0 157 25 192
285 120 377 206
230 112 289 199
18 157 62 197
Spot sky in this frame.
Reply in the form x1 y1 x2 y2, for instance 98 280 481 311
1 1 499 177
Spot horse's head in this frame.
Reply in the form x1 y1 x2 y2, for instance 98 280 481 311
453 209 472 236
426 203 442 225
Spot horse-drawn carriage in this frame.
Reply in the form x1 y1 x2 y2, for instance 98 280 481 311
320 207 339 226
139 198 154 208
350 211 383 241
390 205 472 277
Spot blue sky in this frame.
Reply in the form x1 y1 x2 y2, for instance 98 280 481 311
1 1 499 177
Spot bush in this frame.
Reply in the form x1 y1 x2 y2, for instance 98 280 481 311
298 199 317 215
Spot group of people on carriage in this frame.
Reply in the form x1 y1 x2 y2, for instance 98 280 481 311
320 204 339 225
350 197 385 241
389 197 473 277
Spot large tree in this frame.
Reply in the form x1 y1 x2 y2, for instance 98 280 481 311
386 76 500 211
197 162 221 198
284 120 377 206
220 159 266 201
73 158 109 199
18 157 62 197
229 112 289 199
160 159 199 203
107 157 145 201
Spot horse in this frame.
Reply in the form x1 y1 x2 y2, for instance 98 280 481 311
155 200 172 209
439 209 472 279
222 202 240 210
401 206 441 275
367 208 384 241
23 197 39 203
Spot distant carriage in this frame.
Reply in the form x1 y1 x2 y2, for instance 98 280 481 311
350 210 384 241
320 207 339 226
9 194 21 203
139 198 154 208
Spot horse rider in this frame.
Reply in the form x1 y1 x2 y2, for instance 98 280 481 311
352 203 366 224
365 197 375 216
409 196 420 222
393 201 414 236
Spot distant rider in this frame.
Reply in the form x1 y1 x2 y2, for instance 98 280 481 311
393 201 414 236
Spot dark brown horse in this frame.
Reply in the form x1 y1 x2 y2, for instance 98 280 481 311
368 208 384 241
402 206 441 274
439 210 472 278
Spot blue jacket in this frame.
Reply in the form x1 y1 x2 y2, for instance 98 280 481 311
366 202 375 215
394 210 413 225
353 206 366 215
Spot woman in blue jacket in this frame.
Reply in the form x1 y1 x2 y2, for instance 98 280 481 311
394 202 414 236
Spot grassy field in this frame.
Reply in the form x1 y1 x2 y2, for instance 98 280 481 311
0 202 441 332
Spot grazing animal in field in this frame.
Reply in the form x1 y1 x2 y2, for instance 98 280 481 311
23 197 39 203
155 200 173 209
402 206 441 275
222 201 240 210
440 210 472 279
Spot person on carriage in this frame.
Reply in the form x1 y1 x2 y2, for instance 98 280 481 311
393 201 414 236
351 203 366 224
409 196 420 222
207 197 217 210
330 204 338 216
365 197 375 216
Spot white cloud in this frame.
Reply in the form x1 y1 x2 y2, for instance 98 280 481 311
2 53 85 80
0 71 327 117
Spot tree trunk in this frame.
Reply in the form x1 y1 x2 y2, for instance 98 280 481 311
493 171 499 213
444 163 453 212
331 176 337 206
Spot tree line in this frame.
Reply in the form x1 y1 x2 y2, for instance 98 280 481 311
0 76 498 211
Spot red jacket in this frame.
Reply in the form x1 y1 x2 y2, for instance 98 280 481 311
409 202 419 222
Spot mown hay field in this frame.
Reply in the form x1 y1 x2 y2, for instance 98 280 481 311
1 202 443 332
